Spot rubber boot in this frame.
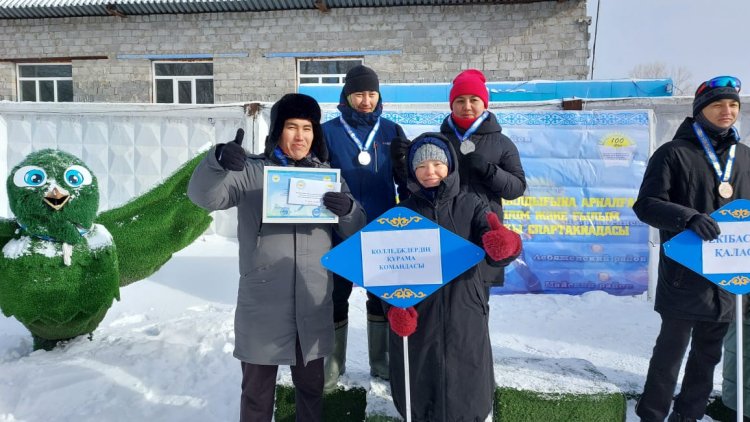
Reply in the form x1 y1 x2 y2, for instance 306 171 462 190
367 316 390 380
323 319 348 394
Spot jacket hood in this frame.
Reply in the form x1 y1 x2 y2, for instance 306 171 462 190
406 132 461 201
263 93 328 163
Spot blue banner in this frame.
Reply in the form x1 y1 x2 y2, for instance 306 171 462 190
323 109 652 296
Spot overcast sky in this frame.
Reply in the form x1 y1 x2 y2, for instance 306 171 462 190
586 0 750 95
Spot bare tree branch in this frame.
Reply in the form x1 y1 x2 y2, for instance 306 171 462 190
628 62 694 96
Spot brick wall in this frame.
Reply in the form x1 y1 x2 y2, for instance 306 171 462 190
0 1 589 103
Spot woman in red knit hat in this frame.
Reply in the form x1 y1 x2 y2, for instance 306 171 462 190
439 69 527 297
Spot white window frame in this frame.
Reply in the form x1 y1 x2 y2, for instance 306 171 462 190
152 60 214 104
16 63 73 102
297 58 363 87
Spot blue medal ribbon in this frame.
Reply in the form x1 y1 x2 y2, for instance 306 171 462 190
447 110 489 145
272 146 289 166
692 122 736 186
339 115 381 157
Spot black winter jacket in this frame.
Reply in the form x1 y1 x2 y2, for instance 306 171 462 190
440 112 526 287
633 117 750 322
386 134 517 421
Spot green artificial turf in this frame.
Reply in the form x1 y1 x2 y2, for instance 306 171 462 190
494 388 625 422
273 385 626 421
97 152 212 286
275 386 366 421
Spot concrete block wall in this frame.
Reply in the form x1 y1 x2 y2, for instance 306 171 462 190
0 62 13 101
0 1 589 104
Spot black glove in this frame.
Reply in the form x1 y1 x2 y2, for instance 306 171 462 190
687 213 721 241
323 192 353 217
215 129 246 171
466 153 494 179
390 137 410 182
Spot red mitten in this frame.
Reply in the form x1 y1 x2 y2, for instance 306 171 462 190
482 212 522 261
387 306 418 337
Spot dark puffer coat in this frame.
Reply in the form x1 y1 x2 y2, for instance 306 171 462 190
633 117 750 322
440 112 526 286
386 133 518 422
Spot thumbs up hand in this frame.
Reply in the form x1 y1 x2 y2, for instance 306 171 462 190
482 212 522 261
216 128 247 171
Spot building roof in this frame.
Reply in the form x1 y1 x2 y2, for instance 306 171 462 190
0 0 561 19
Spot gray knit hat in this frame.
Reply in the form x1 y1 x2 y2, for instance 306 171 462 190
412 143 449 171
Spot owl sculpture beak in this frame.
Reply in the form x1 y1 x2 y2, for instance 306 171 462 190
44 186 70 211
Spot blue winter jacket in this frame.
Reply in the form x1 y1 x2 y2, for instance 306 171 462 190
322 93 407 228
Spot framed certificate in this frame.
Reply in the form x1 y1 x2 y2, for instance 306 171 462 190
262 166 341 224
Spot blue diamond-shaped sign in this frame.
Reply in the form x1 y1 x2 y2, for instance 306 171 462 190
321 206 485 308
663 199 750 295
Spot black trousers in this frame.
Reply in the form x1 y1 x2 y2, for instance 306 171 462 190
332 273 385 323
240 338 324 422
636 315 729 421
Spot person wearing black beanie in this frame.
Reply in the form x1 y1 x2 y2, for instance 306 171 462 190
343 64 380 98
321 65 408 391
633 75 747 422
189 93 366 422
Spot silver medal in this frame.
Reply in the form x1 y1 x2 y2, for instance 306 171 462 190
358 151 371 166
459 140 476 155
718 181 734 199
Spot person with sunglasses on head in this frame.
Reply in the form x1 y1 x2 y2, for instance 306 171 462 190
633 76 746 422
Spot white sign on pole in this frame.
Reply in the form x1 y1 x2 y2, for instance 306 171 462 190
702 222 750 274
360 228 442 287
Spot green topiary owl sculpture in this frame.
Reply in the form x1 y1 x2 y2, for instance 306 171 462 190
0 149 212 350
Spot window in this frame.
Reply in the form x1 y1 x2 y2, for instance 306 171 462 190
153 61 214 104
17 64 74 102
297 59 362 86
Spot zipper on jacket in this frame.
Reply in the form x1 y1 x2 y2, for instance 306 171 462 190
374 142 379 172
440 247 448 419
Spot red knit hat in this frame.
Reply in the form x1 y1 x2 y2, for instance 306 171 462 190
449 69 489 108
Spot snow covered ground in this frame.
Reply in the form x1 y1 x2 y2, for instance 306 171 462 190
0 235 722 421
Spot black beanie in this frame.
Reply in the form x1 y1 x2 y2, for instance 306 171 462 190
343 65 380 96
693 84 741 117
264 93 328 162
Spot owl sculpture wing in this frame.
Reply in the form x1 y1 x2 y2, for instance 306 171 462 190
97 152 213 287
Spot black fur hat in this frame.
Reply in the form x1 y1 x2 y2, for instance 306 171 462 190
264 93 328 162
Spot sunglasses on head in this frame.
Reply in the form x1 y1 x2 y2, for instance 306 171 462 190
696 76 741 95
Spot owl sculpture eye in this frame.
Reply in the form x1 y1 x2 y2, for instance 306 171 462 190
64 165 93 188
13 166 47 187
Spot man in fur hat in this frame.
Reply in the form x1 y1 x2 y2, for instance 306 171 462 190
188 93 366 421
